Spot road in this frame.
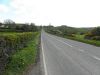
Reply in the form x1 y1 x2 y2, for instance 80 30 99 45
41 31 100 75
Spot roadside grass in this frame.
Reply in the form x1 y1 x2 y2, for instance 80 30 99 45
75 34 84 39
4 32 40 75
66 34 100 46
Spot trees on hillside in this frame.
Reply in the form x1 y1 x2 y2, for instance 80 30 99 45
44 25 77 37
56 25 77 36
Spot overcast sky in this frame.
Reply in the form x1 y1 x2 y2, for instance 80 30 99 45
0 0 100 27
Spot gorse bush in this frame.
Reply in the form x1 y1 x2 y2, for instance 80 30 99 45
0 32 37 74
4 33 39 75
0 32 36 56
84 27 100 40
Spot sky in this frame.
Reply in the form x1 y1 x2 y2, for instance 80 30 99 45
0 0 100 27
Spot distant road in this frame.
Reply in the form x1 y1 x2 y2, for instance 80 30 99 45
41 31 100 75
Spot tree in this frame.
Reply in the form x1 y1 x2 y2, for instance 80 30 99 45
20 24 29 32
4 19 15 29
0 22 2 27
30 23 38 32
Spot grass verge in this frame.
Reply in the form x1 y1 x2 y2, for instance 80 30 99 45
66 35 100 47
4 32 40 75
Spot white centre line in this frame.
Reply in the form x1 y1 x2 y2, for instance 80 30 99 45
41 36 48 75
57 39 73 47
92 56 100 61
47 34 100 62
78 49 85 52
47 34 73 47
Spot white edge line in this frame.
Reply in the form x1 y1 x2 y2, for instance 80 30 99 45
41 37 48 75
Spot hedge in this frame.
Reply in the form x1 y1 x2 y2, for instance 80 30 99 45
0 32 36 74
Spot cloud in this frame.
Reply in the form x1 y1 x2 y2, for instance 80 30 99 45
0 0 100 27
0 4 9 13
9 0 40 23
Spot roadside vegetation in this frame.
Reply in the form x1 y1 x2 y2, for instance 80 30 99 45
0 19 41 75
4 32 39 75
44 25 100 46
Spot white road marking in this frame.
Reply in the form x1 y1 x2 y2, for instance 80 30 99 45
57 39 73 47
92 56 100 61
78 49 84 52
41 36 48 75
47 34 73 47
47 34 100 62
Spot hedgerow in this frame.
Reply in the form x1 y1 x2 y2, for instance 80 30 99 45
0 32 37 74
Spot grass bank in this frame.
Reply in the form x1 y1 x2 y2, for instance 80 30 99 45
4 32 40 75
66 34 100 46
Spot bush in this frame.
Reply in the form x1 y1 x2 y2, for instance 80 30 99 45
92 36 100 40
91 27 100 36
84 27 100 40
84 32 94 39
0 32 35 55
0 32 36 74
4 32 39 75
67 34 75 37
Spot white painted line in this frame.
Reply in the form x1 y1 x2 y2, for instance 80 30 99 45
47 34 100 63
41 37 48 75
47 34 87 53
47 34 73 47
57 39 73 47
78 49 84 52
93 56 100 61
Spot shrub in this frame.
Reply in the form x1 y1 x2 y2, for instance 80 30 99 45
0 32 36 74
91 36 100 40
91 27 100 36
0 32 35 55
67 34 75 37
84 32 94 39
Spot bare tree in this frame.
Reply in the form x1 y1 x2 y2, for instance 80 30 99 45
4 19 15 28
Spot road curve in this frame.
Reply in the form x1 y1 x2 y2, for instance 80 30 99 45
41 31 100 75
